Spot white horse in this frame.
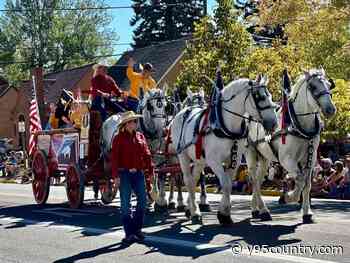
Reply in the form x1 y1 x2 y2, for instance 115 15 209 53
246 69 336 223
100 89 167 203
138 89 168 203
169 76 278 225
155 89 207 212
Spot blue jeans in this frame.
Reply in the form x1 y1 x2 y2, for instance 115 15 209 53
91 96 126 122
119 170 147 237
125 97 139 113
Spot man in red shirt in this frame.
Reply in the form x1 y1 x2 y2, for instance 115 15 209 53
90 63 124 121
111 111 154 245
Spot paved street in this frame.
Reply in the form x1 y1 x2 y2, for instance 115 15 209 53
0 184 350 263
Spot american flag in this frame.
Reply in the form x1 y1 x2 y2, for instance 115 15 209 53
28 76 42 156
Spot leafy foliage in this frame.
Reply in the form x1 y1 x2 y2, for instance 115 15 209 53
177 0 350 139
130 0 205 48
0 0 117 85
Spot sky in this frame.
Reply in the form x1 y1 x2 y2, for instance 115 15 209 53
0 0 218 55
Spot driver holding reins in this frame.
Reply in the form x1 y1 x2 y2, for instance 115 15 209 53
90 62 125 121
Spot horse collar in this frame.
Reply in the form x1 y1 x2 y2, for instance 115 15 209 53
287 101 321 139
210 90 247 140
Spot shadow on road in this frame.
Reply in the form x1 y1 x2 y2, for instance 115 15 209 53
1 198 350 261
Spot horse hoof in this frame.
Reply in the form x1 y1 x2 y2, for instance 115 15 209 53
259 212 272 221
251 210 260 219
302 214 314 224
217 211 234 226
191 215 203 225
278 195 286 205
154 203 168 214
177 205 186 212
199 203 211 212
168 202 176 210
185 209 191 219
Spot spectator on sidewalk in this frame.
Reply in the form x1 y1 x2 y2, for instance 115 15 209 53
339 157 350 199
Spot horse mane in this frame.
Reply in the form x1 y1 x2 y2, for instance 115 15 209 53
222 78 250 98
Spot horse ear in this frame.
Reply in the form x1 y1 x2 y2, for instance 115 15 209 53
186 89 193 98
199 89 205 98
163 82 169 95
303 69 311 79
329 78 336 90
260 75 269 85
255 74 262 83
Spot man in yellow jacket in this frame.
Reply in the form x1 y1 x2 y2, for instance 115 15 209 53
126 57 157 112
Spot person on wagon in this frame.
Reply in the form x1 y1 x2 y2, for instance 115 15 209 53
90 62 124 121
111 111 154 245
126 57 157 112
55 89 74 128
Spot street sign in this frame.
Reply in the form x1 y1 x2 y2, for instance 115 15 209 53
18 121 25 133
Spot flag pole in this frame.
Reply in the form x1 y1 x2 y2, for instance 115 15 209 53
32 75 42 126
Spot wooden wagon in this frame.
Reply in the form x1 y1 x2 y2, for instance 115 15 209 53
31 102 118 208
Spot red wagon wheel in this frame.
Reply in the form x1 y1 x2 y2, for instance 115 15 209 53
66 165 85 209
32 150 50 205
101 178 118 204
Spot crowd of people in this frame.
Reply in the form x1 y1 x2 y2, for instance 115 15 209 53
311 157 350 199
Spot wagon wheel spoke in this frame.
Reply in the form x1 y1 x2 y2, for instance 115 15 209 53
31 150 50 205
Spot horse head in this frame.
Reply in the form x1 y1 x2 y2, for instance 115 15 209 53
246 75 278 132
183 88 206 108
141 89 167 136
301 69 337 118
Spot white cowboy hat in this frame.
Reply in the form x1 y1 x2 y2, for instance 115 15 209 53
118 111 143 127
93 61 110 70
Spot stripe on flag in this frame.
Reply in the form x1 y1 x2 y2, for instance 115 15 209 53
28 76 42 156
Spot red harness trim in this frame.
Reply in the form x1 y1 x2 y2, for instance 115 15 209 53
195 109 210 159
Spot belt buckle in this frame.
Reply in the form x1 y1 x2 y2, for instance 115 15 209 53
129 168 137 173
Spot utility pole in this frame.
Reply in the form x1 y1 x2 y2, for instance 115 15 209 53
204 0 208 16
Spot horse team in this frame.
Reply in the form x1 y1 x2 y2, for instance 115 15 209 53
104 68 336 227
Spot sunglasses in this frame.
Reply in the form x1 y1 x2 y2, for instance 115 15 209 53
127 119 137 124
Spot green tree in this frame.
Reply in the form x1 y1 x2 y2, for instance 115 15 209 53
256 0 350 139
176 0 251 93
178 0 350 139
130 0 205 48
0 0 117 85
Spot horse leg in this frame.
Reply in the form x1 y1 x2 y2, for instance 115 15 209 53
176 174 185 212
179 153 201 223
254 159 272 221
245 148 260 219
168 174 176 209
301 171 314 224
279 159 305 204
199 172 210 212
208 160 233 226
190 162 205 223
154 172 168 213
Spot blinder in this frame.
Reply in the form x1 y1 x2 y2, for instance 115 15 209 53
146 101 154 111
307 74 331 101
250 82 275 111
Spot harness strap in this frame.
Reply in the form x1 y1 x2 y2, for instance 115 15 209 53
287 101 321 139
211 90 247 139
195 109 210 159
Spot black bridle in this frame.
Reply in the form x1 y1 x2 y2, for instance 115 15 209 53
138 92 167 139
221 81 276 124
